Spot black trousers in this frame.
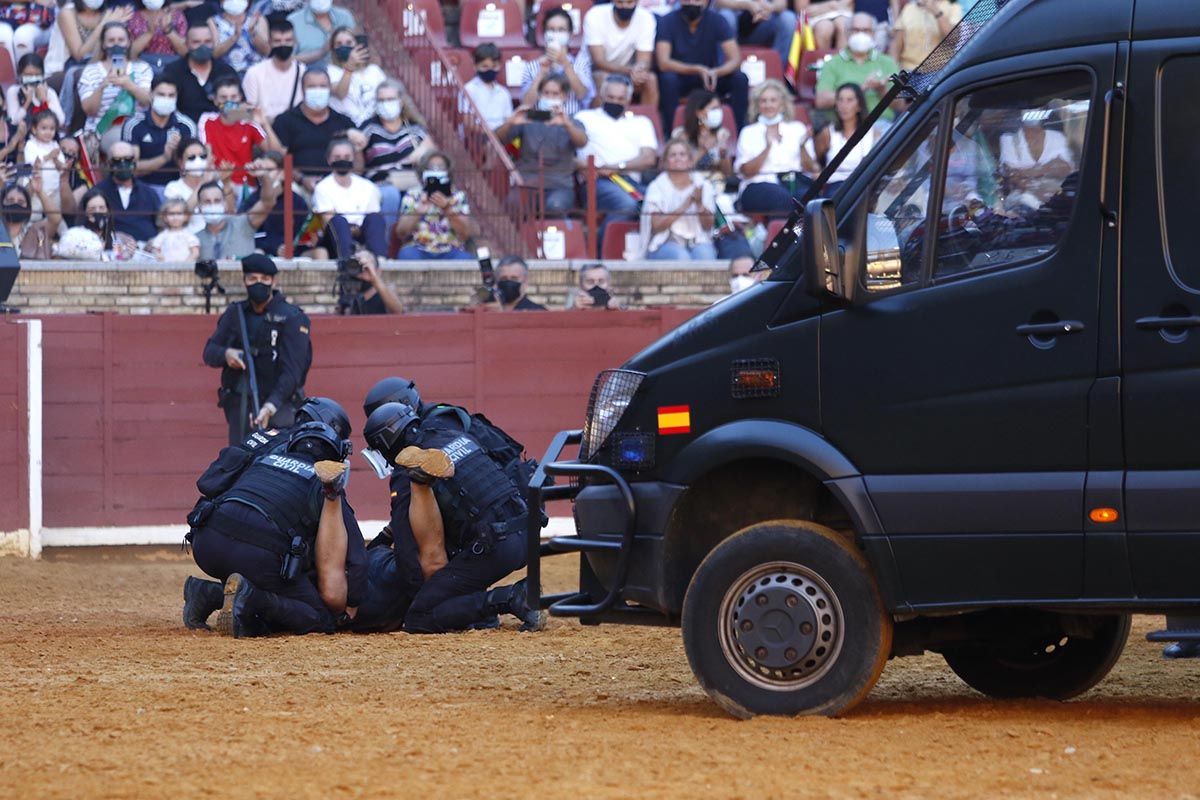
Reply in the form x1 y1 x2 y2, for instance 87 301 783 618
191 503 335 635
348 545 423 633
404 528 527 633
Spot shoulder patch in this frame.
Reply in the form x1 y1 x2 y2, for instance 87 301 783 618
299 325 309 334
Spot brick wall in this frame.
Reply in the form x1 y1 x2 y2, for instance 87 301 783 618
5 260 736 315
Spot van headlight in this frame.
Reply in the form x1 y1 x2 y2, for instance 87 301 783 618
581 369 645 460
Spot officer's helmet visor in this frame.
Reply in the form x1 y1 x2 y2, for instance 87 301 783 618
362 448 393 479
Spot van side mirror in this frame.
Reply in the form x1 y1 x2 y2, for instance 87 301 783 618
803 199 856 303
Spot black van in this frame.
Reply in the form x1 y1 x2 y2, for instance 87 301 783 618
526 0 1200 717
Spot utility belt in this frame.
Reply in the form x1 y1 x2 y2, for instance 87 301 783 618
454 512 529 558
185 497 313 582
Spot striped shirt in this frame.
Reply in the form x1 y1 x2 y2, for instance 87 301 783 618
360 118 428 183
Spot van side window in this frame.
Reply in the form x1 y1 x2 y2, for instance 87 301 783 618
934 73 1091 279
863 116 940 292
1158 55 1200 292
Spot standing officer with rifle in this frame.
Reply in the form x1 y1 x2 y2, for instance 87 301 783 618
202 254 312 446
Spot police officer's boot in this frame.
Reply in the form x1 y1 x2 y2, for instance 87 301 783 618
395 446 455 485
182 576 223 630
485 579 546 632
212 573 270 638
1163 641 1200 659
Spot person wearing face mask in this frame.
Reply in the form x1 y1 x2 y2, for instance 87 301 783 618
121 74 199 195
127 0 188 72
518 9 594 117
326 26 385 126
287 0 356 67
57 186 138 261
212 0 269 74
77 21 153 135
94 138 161 242
890 0 961 73
394 150 477 260
195 180 279 260
655 0 750 133
675 88 733 187
639 138 718 261
197 76 280 194
164 138 219 234
569 263 621 310
6 54 65 128
584 0 658 108
357 80 435 233
202 253 313 443
480 255 546 311
727 255 765 295
311 137 388 259
160 23 239 124
734 79 816 215
2 178 58 260
243 19 305 123
497 75 588 218
52 0 128 74
237 150 312 257
816 13 902 124
272 67 355 189
461 42 513 132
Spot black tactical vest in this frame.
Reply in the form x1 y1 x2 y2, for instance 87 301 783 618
220 452 324 542
422 429 525 543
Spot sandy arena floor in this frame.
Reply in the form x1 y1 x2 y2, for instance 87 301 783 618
1 547 1199 799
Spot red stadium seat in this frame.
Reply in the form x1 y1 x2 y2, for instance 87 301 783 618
445 48 477 84
626 104 663 144
527 219 587 259
533 0 593 47
739 47 783 89
392 0 447 44
796 48 835 104
670 103 736 141
459 0 529 49
793 102 812 127
600 220 640 260
0 48 15 88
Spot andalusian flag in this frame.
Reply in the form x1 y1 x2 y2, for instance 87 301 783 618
785 13 817 90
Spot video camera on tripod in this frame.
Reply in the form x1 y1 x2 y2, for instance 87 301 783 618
194 259 225 314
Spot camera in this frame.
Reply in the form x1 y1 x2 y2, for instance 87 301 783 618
194 259 219 280
194 259 225 313
335 256 368 311
336 256 363 278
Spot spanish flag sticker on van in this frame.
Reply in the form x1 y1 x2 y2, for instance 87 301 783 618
657 405 692 435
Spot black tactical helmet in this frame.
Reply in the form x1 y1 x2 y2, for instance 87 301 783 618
296 396 352 439
363 402 421 464
287 421 350 463
363 377 421 419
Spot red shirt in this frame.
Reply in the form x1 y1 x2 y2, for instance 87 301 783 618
198 113 267 186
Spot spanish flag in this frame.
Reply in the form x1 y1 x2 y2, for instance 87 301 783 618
657 405 692 435
785 13 817 90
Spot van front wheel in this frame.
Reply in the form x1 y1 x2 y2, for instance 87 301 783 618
681 520 892 718
942 612 1130 700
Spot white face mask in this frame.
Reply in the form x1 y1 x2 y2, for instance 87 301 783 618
545 30 570 50
704 107 723 129
151 95 176 117
305 87 330 110
730 275 756 293
310 0 333 13
185 154 208 173
201 204 226 224
377 99 402 120
759 112 783 126
536 97 563 113
142 0 165 9
223 0 249 14
848 31 874 55
423 169 448 182
81 0 105 9
20 75 43 86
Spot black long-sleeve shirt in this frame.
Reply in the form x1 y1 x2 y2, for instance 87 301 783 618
202 292 311 411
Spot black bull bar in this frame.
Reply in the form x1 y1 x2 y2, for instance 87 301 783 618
525 429 662 621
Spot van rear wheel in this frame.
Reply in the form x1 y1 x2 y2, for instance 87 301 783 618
942 612 1130 700
681 520 892 718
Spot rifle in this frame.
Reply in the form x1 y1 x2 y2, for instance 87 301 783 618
235 302 262 431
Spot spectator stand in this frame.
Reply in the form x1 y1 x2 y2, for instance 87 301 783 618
362 0 532 256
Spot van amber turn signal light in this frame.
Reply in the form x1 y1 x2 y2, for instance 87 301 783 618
1089 508 1119 524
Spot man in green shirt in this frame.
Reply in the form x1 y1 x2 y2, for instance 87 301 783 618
815 12 903 122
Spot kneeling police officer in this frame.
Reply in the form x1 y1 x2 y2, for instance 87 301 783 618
363 401 544 633
185 420 368 637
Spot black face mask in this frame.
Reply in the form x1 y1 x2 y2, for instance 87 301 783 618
477 68 498 84
87 212 109 231
587 285 611 306
247 282 272 305
333 45 354 62
330 159 353 175
106 44 128 60
496 279 522 304
614 5 636 21
681 4 704 21
190 44 213 63
602 101 625 120
270 44 294 61
3 202 30 224
110 159 135 181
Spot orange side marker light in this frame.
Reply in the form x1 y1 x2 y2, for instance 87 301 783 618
1089 508 1119 524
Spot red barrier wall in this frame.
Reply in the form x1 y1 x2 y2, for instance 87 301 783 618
0 321 29 533
31 309 698 527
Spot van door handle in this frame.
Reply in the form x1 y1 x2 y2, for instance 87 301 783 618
1135 315 1200 330
1015 321 1085 337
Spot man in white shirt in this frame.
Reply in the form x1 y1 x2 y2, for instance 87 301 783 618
243 18 305 123
574 74 659 249
461 43 513 131
583 0 658 107
312 138 388 258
